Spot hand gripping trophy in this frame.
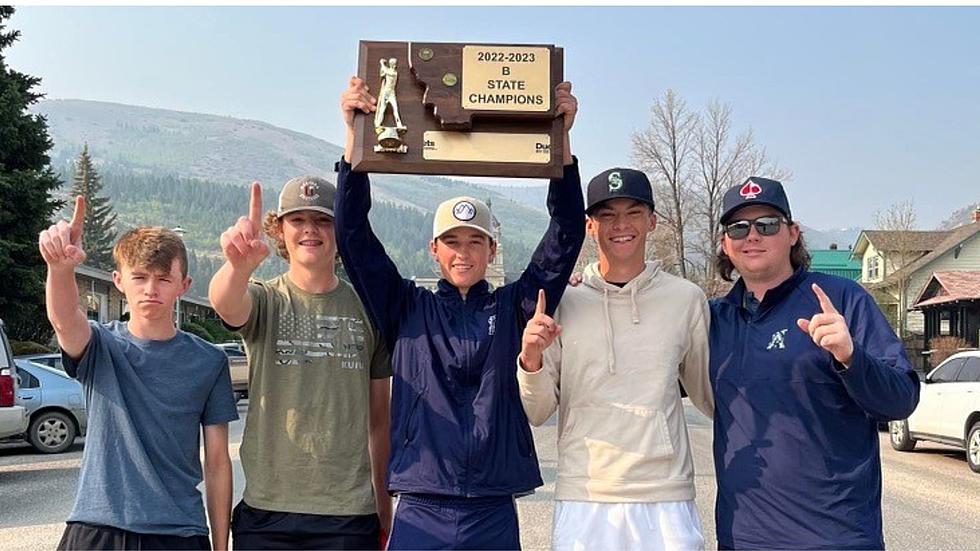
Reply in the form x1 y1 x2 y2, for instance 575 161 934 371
374 57 408 153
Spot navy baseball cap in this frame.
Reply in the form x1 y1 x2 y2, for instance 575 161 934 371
720 177 792 224
586 168 656 214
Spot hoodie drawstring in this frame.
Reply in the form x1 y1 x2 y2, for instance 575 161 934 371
603 287 616 373
630 285 640 324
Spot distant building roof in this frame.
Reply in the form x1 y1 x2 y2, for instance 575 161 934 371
912 271 980 309
876 223 980 288
810 249 861 280
855 230 950 256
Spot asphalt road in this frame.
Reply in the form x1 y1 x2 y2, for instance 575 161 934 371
1 401 978 550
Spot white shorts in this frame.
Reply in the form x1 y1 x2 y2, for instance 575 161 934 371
551 500 705 551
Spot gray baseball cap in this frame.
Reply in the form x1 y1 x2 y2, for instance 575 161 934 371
432 196 495 241
277 176 336 218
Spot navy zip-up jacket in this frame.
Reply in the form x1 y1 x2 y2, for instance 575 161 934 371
709 268 920 550
334 158 585 497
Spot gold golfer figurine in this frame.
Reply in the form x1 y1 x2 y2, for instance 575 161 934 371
374 57 408 153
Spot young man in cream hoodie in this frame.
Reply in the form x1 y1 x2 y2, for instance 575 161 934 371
518 168 713 551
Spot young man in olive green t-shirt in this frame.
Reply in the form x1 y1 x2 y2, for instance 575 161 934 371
209 178 391 550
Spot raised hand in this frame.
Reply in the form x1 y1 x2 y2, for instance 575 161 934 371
797 283 854 365
520 289 562 372
219 182 269 273
554 81 577 134
341 76 377 131
39 195 87 269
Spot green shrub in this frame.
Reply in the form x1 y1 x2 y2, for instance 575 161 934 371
181 321 215 343
10 341 54 355
198 318 237 343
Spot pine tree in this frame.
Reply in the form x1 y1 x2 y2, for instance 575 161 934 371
0 6 63 342
70 144 117 270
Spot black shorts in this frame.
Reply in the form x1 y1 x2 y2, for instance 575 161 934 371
231 500 380 550
57 522 211 550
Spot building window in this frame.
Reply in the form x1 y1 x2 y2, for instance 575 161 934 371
867 256 880 279
939 311 951 336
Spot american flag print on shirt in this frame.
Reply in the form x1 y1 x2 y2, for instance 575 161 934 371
274 310 367 369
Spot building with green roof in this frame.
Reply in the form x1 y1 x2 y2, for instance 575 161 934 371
810 246 862 280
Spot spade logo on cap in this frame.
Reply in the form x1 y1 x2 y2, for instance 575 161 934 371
739 180 762 200
452 201 477 221
608 171 623 192
300 181 320 202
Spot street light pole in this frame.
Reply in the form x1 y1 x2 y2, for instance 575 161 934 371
172 226 186 328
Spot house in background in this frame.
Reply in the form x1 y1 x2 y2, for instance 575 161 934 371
810 243 861 280
74 264 216 326
911 271 980 351
851 208 980 338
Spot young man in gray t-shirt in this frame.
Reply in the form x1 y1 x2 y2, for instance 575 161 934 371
41 199 238 550
209 179 391 550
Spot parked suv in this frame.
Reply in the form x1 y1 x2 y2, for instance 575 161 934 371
0 319 29 440
890 350 980 473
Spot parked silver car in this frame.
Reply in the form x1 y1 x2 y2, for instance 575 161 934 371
15 353 64 372
15 359 87 454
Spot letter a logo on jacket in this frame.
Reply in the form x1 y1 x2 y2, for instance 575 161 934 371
767 329 788 350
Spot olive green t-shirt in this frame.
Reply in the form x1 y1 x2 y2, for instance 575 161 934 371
238 274 390 515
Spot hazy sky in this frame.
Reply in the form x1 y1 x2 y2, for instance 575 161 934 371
8 6 980 230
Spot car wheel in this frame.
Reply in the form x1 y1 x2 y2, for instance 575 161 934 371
890 419 916 452
968 422 980 474
28 411 77 454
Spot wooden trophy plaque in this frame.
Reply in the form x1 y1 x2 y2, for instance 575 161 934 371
350 41 565 179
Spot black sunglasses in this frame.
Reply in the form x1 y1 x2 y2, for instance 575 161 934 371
724 216 788 239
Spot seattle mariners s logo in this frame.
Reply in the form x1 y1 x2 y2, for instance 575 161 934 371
766 329 788 350
608 171 623 192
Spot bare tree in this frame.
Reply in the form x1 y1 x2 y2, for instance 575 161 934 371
688 101 791 294
874 200 918 338
632 90 789 292
690 101 752 283
632 89 697 279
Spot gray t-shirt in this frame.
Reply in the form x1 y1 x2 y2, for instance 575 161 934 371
63 321 239 536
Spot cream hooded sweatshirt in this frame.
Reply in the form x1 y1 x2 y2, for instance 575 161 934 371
518 260 712 503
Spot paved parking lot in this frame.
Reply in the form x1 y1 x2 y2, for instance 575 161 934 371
2 401 978 549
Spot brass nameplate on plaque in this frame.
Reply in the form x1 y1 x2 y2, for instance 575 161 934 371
422 132 551 164
461 46 551 112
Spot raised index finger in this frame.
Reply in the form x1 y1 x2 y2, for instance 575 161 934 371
535 289 547 316
812 283 839 315
69 195 86 234
248 182 263 228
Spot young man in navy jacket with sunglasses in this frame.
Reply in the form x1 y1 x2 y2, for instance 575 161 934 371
709 177 920 550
